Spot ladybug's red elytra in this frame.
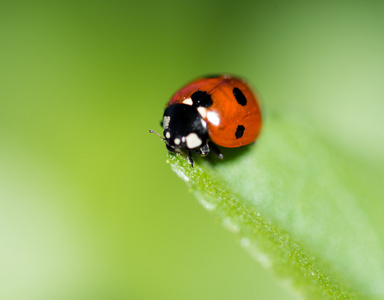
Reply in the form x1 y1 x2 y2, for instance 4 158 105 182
150 75 262 167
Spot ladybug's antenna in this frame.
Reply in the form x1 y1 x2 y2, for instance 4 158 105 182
149 129 165 141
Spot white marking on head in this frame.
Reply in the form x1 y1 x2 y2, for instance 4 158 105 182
163 116 170 128
174 138 181 145
182 98 193 106
207 111 220 126
197 107 207 118
186 133 202 149
165 131 171 139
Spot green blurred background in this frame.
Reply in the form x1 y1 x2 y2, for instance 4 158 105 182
1 0 383 299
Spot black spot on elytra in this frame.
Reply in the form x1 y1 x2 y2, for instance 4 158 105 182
235 125 245 139
233 87 247 106
191 91 213 108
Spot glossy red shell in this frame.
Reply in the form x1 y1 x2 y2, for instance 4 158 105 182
167 75 262 148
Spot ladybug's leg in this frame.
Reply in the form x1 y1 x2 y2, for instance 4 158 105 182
166 144 176 152
187 151 194 168
209 142 223 159
200 143 210 156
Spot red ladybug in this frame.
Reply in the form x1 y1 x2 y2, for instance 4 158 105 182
150 75 262 166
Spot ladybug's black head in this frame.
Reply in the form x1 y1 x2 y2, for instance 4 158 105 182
162 104 208 151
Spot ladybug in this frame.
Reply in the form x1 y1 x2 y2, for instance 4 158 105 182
150 75 262 167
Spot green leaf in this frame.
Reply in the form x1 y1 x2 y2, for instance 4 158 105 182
167 113 384 300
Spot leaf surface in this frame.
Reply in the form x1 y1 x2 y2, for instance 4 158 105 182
168 113 384 299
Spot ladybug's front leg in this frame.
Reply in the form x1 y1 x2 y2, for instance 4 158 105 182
199 143 210 156
166 144 176 153
187 151 194 168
